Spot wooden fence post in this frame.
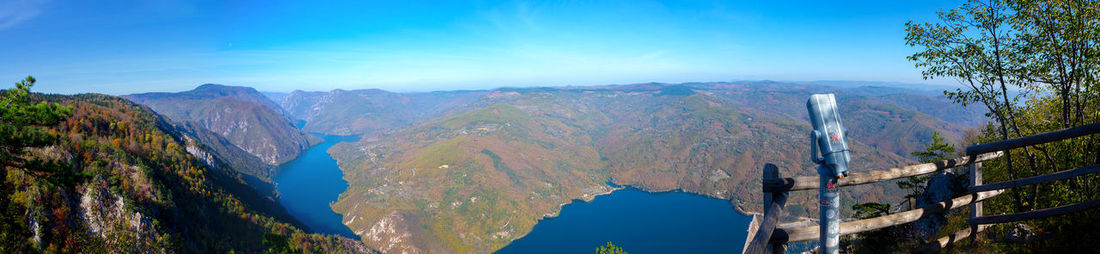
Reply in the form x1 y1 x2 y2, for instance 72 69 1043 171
969 156 983 253
745 164 788 254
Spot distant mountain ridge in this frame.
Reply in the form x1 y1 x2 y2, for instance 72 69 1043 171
124 84 321 181
269 89 487 135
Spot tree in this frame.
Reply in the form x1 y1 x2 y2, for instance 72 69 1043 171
0 76 74 184
906 0 1100 251
262 233 291 254
844 133 958 252
897 132 958 210
0 76 73 252
906 0 1036 212
843 202 898 253
1010 0 1100 129
911 132 957 163
595 242 627 254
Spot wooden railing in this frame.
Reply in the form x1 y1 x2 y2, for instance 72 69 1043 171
743 122 1100 254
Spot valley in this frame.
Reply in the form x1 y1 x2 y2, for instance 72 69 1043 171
124 84 322 182
267 81 984 253
274 134 361 238
13 80 985 253
10 2 1099 252
8 1 1100 251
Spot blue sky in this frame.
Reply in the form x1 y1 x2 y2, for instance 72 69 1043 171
0 0 962 94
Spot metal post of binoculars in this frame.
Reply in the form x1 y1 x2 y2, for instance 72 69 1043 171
807 94 851 254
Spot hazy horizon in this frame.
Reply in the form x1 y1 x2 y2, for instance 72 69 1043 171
108 79 955 96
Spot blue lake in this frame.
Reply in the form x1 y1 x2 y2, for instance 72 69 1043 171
274 134 359 238
274 133 755 251
497 187 753 254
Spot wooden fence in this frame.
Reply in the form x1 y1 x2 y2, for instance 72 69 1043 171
743 122 1100 254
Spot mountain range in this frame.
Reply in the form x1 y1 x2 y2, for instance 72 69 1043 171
304 82 983 253
265 89 487 135
124 84 321 181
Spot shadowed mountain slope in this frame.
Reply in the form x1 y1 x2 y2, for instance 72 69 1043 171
125 84 320 181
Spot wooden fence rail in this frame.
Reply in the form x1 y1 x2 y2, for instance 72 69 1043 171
966 122 1100 155
970 197 1100 225
914 225 989 254
970 164 1100 193
762 152 1002 193
768 189 1005 244
743 122 1100 254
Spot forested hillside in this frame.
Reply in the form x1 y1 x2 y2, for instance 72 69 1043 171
0 79 369 253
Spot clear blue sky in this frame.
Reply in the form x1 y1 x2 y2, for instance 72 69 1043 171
0 0 962 94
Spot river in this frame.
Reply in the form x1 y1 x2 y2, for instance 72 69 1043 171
273 134 359 238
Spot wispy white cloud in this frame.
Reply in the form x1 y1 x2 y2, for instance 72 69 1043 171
0 0 49 30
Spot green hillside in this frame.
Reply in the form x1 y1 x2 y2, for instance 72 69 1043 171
1 87 368 253
325 83 980 253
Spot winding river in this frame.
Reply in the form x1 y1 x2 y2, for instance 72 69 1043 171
273 134 359 238
274 134 754 252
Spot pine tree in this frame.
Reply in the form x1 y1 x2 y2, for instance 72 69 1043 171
0 76 75 187
596 241 627 254
0 76 73 252
897 132 957 210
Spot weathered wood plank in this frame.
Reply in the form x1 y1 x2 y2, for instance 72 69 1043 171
762 152 1003 192
970 164 1100 193
777 219 816 231
969 160 983 252
742 214 761 254
913 224 989 254
745 164 788 254
771 189 1005 243
966 122 1100 155
970 197 1100 225
970 161 983 221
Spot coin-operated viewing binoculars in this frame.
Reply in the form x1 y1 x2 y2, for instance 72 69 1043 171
808 94 851 178
806 93 851 254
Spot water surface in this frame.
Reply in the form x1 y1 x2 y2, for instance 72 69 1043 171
274 134 359 238
497 187 752 254
274 134 755 250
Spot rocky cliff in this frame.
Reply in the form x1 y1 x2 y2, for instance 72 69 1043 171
125 84 320 180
